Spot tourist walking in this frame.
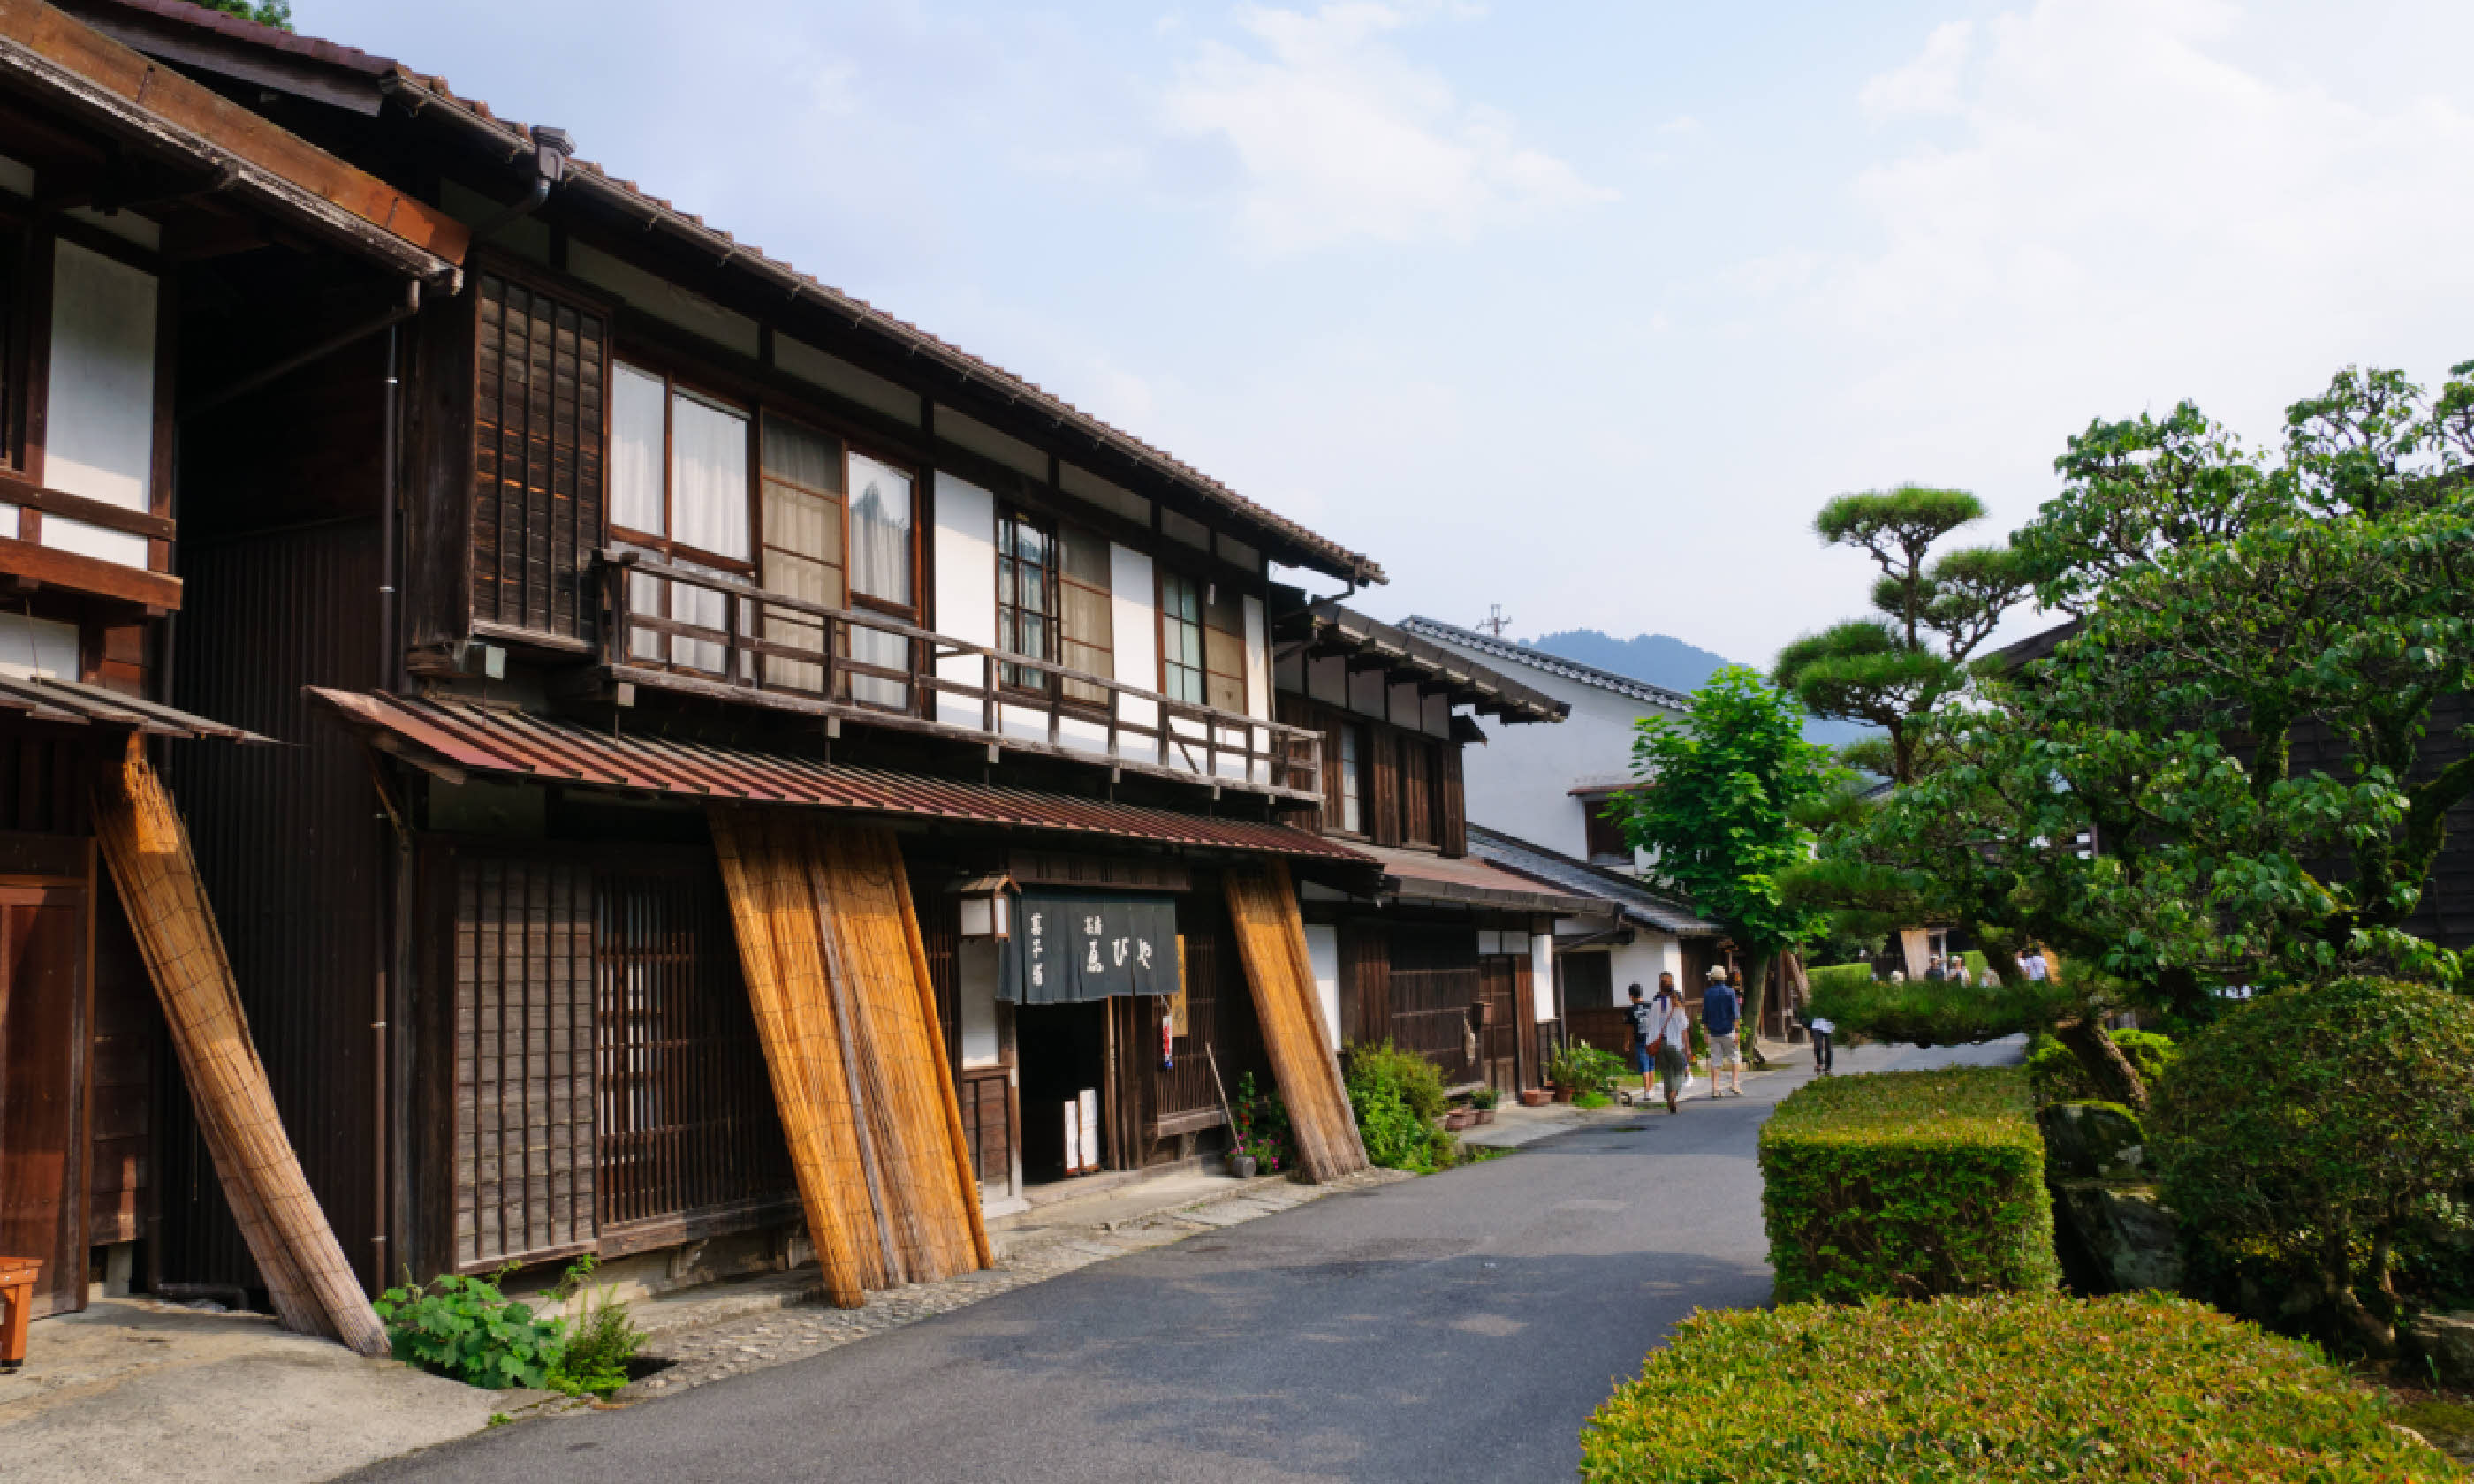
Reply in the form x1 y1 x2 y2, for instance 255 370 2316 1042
1640 980 1693 1113
1623 981 1658 1104
1702 966 1745 1097
1803 1004 1835 1075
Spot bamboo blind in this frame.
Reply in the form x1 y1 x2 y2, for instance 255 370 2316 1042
92 740 388 1356
710 810 989 1306
1223 862 1368 1184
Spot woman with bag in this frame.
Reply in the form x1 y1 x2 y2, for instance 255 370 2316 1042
1644 982 1693 1113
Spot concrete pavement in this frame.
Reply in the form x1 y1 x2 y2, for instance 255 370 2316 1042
346 1038 2020 1484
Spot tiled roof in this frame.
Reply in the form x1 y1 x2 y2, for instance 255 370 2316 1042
1465 823 1721 935
1351 842 1609 918
1279 595 1566 724
307 689 1373 861
69 0 1382 585
1399 618 1696 711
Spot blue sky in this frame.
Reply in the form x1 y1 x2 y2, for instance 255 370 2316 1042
309 0 2474 663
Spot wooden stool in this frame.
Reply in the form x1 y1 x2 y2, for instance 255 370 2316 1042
0 1258 40 1373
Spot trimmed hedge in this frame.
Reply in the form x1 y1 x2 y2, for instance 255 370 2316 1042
1581 1292 2456 1482
1760 1066 2058 1303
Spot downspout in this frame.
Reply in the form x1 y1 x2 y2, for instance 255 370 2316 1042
465 125 573 243
373 319 402 1286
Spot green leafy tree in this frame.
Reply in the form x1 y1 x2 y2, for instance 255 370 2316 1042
193 0 294 31
1792 360 2474 1106
1610 667 1841 1062
1773 485 2030 784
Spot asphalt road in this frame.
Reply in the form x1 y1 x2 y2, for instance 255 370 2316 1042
353 1039 2020 1484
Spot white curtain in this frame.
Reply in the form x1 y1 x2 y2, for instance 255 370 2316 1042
611 366 666 536
671 391 749 561
846 453 914 708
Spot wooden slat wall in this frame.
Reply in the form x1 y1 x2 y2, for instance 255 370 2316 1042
959 1069 1011 1193
596 868 792 1234
87 883 155 1246
471 273 605 643
1438 746 1467 858
1223 862 1367 1184
452 855 596 1270
1399 738 1436 847
1339 920 1390 1049
1388 923 1479 1079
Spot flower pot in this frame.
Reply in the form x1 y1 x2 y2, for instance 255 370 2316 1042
1443 1109 1475 1132
1552 1086 1575 1104
1474 1108 1495 1124
1518 1089 1552 1108
1227 1154 1257 1178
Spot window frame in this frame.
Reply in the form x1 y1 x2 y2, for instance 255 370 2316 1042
996 504 1059 694
1155 565 1248 716
607 359 757 577
1336 720 1367 836
1157 568 1207 707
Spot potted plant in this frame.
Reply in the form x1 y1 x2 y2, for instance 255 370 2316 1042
1518 1087 1552 1108
1469 1086 1499 1124
1226 1145 1258 1178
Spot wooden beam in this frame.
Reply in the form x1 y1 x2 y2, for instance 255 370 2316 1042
0 469 176 540
0 0 467 262
0 531 181 608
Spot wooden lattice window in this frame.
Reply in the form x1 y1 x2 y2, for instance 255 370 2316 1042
472 273 606 642
595 866 793 1236
452 855 596 1270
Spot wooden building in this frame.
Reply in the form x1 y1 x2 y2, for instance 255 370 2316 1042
14 0 1378 1310
0 0 468 1323
1270 594 1613 1093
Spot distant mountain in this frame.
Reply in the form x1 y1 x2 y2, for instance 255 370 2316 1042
1522 628 1877 747
1523 629 1734 696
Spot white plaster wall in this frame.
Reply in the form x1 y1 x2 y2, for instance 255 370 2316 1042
932 472 996 731
1111 543 1159 765
1531 934 1556 1022
1424 631 1688 863
1243 593 1271 784
44 241 155 568
958 941 1001 1068
1303 922 1341 1049
1601 934 1683 1008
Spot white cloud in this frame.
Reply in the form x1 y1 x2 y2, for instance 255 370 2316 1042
1799 0 2474 490
1859 20 1974 118
1161 2 1612 254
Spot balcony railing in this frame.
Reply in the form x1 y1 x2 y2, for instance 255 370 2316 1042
597 549 1323 802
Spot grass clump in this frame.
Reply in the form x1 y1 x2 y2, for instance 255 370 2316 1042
1581 1291 2457 1481
1759 1065 2056 1304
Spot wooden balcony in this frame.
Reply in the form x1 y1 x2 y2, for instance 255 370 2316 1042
0 469 181 610
592 549 1323 803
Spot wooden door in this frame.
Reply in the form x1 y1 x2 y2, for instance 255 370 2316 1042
0 886 87 1318
1477 955 1519 1094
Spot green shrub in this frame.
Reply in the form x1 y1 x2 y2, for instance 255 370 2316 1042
1579 1292 2455 1482
2151 977 2474 1352
1759 1066 2058 1304
2026 1027 2176 1105
544 1255 645 1398
1345 1041 1458 1173
376 1268 566 1390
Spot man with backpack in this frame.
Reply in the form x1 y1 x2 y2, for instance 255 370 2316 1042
1703 965 1745 1097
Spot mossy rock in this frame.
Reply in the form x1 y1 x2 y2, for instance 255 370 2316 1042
2038 1100 2147 1181
2053 1179 2185 1294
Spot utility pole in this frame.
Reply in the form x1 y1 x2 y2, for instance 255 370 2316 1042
1477 603 1513 638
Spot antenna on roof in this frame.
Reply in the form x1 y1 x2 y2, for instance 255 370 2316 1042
1477 603 1513 638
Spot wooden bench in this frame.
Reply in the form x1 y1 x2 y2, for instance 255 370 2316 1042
0 1257 39 1372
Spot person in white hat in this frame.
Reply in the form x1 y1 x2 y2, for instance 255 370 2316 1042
1702 965 1745 1097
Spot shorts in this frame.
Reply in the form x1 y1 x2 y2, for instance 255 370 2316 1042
1707 1031 1742 1068
1630 1044 1653 1074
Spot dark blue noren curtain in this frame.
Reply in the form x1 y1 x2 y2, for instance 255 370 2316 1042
1000 893 1181 1004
